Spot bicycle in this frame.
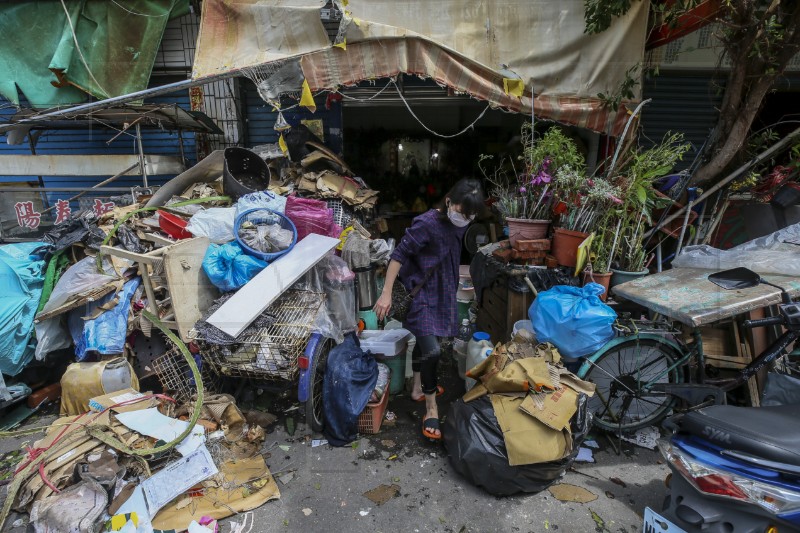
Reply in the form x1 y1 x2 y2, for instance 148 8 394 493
574 267 800 432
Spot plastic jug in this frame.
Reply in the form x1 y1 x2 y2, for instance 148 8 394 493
465 332 492 390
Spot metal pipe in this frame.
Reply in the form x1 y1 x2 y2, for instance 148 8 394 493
656 241 662 273
39 162 140 214
646 126 800 238
702 196 731 245
675 198 694 257
0 73 238 132
136 123 148 187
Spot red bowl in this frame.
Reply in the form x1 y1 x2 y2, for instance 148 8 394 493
157 210 192 240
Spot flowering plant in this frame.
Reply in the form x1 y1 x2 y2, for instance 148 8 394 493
481 123 587 221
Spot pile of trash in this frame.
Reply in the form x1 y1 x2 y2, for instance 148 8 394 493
3 371 277 533
0 137 382 530
444 340 594 496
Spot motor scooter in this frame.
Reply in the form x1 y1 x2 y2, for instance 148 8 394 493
648 268 800 533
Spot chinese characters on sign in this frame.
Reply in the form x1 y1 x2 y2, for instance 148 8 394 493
14 202 41 230
12 198 116 230
54 200 71 224
93 199 115 217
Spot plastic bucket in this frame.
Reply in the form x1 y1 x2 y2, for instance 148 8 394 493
512 319 534 338
223 147 270 200
376 352 406 395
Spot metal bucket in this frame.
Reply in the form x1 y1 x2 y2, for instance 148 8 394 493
354 265 378 310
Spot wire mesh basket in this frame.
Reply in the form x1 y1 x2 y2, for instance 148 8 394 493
199 289 325 381
152 348 220 403
326 199 354 229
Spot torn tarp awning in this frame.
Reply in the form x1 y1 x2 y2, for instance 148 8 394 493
193 0 649 136
0 0 190 108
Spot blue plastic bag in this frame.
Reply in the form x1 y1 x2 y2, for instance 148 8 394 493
202 242 268 292
323 333 378 446
529 283 617 359
0 242 47 376
69 277 142 360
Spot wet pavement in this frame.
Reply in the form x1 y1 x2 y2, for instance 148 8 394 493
0 355 670 532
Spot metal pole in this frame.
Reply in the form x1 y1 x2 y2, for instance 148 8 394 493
40 162 140 214
646 126 800 238
0 74 239 134
177 129 186 168
702 196 731 246
656 241 662 273
136 123 148 187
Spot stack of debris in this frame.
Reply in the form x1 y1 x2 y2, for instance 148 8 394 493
444 340 594 496
491 238 552 266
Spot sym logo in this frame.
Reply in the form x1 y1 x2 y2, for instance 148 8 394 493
702 425 732 444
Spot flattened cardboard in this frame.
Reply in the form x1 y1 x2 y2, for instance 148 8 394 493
490 394 570 466
519 386 579 431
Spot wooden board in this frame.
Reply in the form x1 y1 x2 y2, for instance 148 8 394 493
207 234 340 338
161 237 219 342
613 267 800 327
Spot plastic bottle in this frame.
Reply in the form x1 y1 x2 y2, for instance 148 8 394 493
453 319 473 379
465 332 492 390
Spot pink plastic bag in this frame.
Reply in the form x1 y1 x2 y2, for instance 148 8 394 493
285 196 342 241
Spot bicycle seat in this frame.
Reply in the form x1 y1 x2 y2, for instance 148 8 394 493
681 404 800 466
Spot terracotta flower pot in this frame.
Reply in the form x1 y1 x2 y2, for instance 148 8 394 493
610 267 649 288
582 271 612 301
507 218 550 248
551 227 589 268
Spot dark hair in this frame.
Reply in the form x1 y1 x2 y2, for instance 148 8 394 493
438 178 485 220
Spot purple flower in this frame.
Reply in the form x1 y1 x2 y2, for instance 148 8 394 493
530 157 553 185
519 186 527 194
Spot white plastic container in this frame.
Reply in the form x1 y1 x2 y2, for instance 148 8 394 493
512 319 535 338
465 332 492 390
359 329 411 356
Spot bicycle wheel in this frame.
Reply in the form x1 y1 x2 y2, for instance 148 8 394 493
583 337 682 432
306 337 333 433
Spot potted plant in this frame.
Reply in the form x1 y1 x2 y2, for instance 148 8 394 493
481 123 587 247
604 132 691 287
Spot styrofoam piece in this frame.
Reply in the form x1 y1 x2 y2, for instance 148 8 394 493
359 328 411 356
207 234 340 337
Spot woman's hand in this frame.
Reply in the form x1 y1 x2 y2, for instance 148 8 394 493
373 291 392 321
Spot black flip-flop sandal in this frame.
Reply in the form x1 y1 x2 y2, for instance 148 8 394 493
422 417 442 441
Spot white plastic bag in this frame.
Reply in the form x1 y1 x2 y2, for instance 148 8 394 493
40 257 117 316
34 318 72 361
186 207 236 244
673 221 800 276
235 191 286 216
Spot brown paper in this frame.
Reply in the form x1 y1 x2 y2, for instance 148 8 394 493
519 386 579 431
489 395 570 466
151 455 280 530
557 368 596 397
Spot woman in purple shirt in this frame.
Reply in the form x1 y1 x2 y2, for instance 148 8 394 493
374 179 484 440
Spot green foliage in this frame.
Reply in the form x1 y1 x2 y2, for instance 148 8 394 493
584 0 634 34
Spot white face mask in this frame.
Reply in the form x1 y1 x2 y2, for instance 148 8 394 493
448 207 474 227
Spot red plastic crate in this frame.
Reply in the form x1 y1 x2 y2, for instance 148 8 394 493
358 370 391 434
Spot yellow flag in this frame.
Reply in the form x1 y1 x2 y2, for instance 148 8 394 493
503 78 525 97
334 38 347 50
575 233 595 277
278 134 288 154
300 79 316 113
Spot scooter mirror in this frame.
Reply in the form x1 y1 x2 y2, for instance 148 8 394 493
708 267 762 290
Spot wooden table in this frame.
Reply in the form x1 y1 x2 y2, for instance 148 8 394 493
612 267 800 327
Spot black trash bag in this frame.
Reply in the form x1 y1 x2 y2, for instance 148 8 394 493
283 123 324 162
40 217 106 256
116 225 145 254
443 393 592 496
761 372 800 406
322 333 378 446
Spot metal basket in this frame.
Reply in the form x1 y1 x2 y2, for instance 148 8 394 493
152 348 220 403
326 198 354 228
200 289 325 381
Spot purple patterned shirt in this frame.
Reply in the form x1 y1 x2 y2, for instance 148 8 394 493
390 209 467 337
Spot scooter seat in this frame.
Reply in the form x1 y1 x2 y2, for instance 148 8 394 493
681 404 800 467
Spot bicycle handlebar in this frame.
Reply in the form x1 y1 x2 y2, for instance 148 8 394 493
742 316 785 329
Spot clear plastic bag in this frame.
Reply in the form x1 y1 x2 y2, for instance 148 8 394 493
39 256 117 316
239 221 294 253
673 221 800 276
186 207 237 244
235 191 287 216
295 254 354 343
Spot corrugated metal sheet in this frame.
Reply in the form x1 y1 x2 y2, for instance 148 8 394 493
639 72 722 171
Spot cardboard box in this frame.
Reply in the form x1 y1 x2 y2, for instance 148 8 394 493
88 388 147 413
